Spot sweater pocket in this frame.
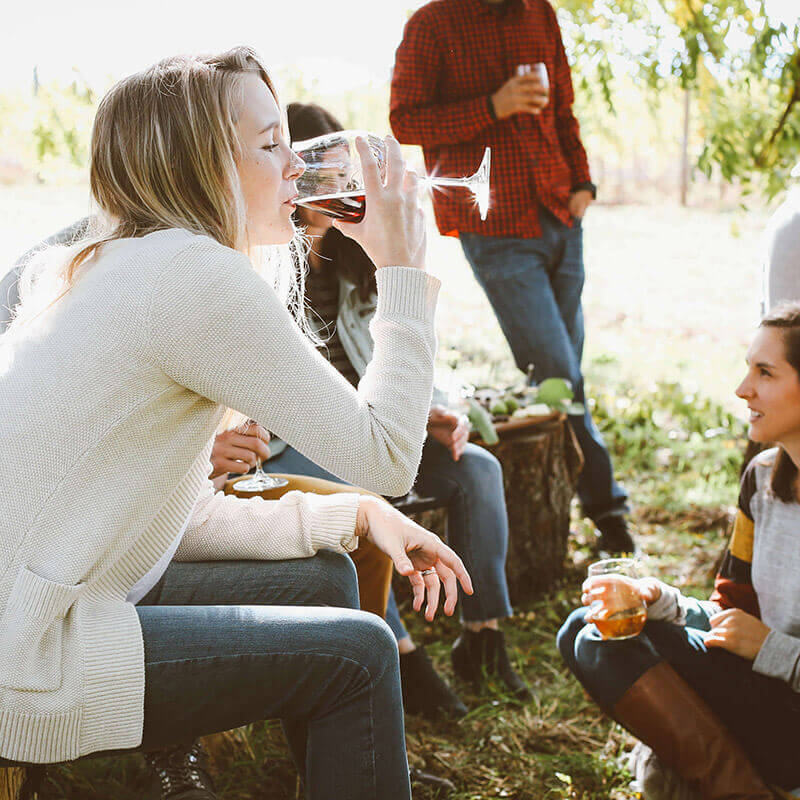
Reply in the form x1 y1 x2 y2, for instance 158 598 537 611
0 566 85 692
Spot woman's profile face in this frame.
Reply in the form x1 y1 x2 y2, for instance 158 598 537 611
236 73 304 245
736 326 800 445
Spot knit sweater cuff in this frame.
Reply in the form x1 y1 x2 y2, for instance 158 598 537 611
305 492 361 553
753 629 800 690
645 581 685 623
375 267 440 321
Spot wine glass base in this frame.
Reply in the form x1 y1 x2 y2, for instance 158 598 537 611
234 475 290 492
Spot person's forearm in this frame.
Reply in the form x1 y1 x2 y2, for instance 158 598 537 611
646 582 720 630
175 480 361 561
555 111 592 187
753 629 800 692
149 242 440 497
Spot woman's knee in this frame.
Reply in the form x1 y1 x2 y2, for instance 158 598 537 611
304 549 360 610
346 612 399 685
453 444 504 492
556 607 590 668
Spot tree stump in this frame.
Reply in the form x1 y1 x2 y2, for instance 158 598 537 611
0 769 25 800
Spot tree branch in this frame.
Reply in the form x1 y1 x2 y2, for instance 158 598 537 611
756 50 800 167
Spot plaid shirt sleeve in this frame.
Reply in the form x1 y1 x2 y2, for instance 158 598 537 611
546 4 592 188
390 9 496 148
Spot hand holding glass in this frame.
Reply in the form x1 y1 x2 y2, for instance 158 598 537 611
294 131 491 222
583 558 647 640
230 420 288 493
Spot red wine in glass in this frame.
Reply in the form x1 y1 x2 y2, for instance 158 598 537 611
296 191 366 222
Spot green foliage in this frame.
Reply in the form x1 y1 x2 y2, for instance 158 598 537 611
592 379 746 511
556 0 800 199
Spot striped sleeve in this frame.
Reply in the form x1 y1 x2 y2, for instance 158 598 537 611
710 462 760 617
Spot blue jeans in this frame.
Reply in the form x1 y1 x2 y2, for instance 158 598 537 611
460 211 628 521
268 438 513 640
557 607 800 789
107 552 410 800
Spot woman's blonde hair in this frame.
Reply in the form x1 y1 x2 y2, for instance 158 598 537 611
8 46 310 337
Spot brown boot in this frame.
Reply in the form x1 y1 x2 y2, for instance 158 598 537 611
612 661 774 800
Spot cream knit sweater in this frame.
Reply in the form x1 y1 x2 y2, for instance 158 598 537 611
0 228 440 763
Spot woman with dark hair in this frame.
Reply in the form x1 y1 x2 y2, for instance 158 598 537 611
220 101 530 716
556 302 800 798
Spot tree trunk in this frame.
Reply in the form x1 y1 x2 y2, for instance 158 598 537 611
0 765 43 800
680 88 691 206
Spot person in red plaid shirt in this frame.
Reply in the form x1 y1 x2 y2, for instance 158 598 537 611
390 0 634 554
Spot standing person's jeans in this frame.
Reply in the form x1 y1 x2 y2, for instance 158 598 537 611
557 607 800 789
460 209 628 522
268 437 513 639
111 552 410 800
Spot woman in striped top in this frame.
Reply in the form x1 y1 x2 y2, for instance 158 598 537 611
557 302 800 798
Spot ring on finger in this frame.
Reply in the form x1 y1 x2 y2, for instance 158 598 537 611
421 568 437 577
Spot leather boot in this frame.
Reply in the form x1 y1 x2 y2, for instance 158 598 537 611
612 661 773 799
143 740 218 799
451 628 531 701
400 645 468 718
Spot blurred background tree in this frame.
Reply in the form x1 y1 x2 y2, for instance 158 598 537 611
558 0 800 201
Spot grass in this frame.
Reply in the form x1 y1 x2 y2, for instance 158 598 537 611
0 186 766 798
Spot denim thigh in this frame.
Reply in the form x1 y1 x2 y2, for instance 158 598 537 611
130 553 409 798
459 222 585 383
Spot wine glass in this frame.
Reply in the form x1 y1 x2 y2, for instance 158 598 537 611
293 130 491 222
584 557 647 641
231 420 289 493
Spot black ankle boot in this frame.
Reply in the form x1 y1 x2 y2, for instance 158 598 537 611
400 646 468 718
595 514 636 555
143 740 218 800
451 628 531 701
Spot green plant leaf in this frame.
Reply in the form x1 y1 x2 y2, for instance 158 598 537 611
536 378 574 405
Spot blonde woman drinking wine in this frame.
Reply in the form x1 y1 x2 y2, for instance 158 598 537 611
0 47 471 800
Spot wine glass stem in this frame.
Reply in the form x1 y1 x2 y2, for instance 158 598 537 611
427 176 470 189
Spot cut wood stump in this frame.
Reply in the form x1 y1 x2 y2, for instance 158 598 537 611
0 768 25 800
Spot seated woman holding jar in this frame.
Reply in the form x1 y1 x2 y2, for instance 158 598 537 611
557 303 800 799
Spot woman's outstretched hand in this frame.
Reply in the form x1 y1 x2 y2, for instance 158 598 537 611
356 495 473 621
333 135 426 271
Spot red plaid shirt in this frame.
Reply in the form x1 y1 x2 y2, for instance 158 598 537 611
390 0 592 238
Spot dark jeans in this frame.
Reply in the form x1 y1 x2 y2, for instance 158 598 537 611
268 437 513 639
557 607 800 789
119 552 410 800
460 210 628 522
